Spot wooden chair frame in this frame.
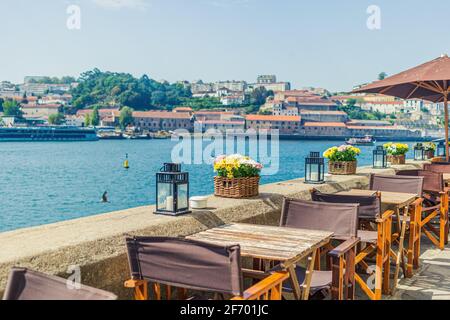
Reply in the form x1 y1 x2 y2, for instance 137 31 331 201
354 209 394 300
420 189 449 250
125 271 290 301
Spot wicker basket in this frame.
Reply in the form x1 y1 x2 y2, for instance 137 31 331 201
328 161 357 175
387 155 406 165
425 150 435 160
214 176 260 198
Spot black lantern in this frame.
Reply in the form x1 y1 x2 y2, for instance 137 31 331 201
373 146 387 169
155 163 190 216
305 152 325 184
414 144 426 161
437 141 446 157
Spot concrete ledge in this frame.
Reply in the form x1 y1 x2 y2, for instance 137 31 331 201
0 161 427 298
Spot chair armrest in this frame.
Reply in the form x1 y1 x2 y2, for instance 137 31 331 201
124 279 147 288
376 210 395 223
231 271 289 300
328 237 360 258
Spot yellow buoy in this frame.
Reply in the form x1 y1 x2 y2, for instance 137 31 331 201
123 160 129 169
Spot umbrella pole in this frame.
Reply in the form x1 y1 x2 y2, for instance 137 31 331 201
446 94 449 162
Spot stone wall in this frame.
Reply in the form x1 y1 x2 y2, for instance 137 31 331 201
0 162 425 299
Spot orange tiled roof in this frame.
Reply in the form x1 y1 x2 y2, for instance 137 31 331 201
347 125 406 130
245 115 301 122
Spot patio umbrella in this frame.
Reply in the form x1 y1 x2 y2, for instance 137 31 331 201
353 54 450 160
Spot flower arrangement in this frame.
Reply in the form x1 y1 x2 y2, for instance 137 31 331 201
213 154 263 179
323 145 361 162
421 142 436 151
383 143 409 156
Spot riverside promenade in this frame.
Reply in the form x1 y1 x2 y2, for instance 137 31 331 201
1 160 449 300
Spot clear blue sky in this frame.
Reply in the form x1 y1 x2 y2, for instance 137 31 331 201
1 0 449 92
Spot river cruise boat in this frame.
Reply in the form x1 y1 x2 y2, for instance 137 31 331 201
0 126 99 142
345 135 376 146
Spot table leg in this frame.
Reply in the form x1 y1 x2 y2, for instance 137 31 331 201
392 206 408 293
287 265 302 300
302 249 317 300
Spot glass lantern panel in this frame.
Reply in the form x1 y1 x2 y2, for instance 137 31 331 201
177 183 188 210
158 182 174 211
374 154 384 167
309 163 320 182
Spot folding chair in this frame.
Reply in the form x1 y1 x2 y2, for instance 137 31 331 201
279 198 360 300
3 267 117 300
397 170 449 250
310 189 394 300
369 174 423 283
124 237 289 300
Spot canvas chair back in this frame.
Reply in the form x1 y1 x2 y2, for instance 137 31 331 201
396 170 444 194
280 198 358 240
310 189 381 220
126 237 243 296
424 163 450 174
3 267 117 300
369 174 423 196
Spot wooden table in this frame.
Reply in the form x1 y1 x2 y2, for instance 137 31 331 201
337 189 418 292
187 223 333 300
337 189 417 208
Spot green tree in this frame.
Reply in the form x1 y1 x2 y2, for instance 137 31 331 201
3 100 22 117
91 106 100 126
84 113 91 127
48 113 66 125
378 72 388 80
119 107 134 129
0 98 4 112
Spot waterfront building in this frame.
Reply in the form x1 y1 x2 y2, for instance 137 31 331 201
194 120 246 133
133 111 194 132
194 111 239 121
250 75 291 92
346 120 392 127
347 125 421 139
301 122 348 137
245 115 301 134
21 104 61 119
300 110 348 123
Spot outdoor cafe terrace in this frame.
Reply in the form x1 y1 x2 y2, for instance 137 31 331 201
2 159 450 300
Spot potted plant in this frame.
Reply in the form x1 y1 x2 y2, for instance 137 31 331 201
213 154 263 198
422 142 437 159
384 143 409 165
323 145 361 175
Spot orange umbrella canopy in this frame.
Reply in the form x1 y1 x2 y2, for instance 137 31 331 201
353 54 450 160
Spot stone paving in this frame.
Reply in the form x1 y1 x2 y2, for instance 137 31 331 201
390 238 450 300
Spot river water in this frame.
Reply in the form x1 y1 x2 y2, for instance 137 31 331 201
0 139 418 232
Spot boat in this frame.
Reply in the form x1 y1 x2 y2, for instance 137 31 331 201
0 126 99 142
345 135 376 146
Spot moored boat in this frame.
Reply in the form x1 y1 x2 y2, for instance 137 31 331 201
0 126 99 142
345 135 376 146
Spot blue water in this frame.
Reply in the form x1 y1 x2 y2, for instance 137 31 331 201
0 139 418 232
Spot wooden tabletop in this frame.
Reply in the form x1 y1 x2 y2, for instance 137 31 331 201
187 223 333 265
443 173 450 182
337 189 417 207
